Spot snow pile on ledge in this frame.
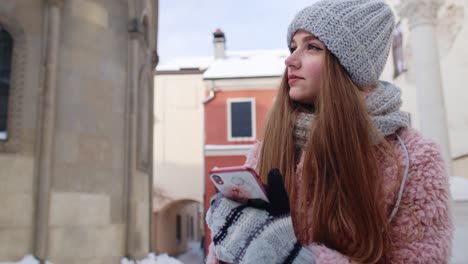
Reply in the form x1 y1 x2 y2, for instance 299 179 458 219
1 253 182 264
121 253 183 264
0 255 52 264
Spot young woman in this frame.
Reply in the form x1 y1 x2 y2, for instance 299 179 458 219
205 0 453 263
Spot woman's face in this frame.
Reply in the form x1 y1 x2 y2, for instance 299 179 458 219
285 30 326 104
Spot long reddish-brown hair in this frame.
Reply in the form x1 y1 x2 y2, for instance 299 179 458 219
257 50 392 263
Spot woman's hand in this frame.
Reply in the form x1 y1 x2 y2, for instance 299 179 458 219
205 169 316 264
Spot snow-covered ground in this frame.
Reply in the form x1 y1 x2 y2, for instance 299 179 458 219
0 253 184 264
0 255 51 264
121 253 183 264
176 241 204 264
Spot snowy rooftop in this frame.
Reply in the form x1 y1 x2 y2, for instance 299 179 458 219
156 56 215 72
157 49 289 79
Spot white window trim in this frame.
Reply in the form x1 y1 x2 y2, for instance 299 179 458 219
205 144 254 156
227 98 256 142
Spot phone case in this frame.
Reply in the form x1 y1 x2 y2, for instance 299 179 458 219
210 166 269 203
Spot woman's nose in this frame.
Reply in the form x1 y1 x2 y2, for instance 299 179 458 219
285 52 300 69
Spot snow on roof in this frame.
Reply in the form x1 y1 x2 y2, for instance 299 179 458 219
156 56 214 72
157 49 289 79
203 49 289 79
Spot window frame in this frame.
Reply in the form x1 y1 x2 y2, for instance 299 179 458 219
0 20 25 153
0 26 13 141
176 214 182 244
227 98 256 142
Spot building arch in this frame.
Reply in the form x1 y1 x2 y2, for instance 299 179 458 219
153 198 202 256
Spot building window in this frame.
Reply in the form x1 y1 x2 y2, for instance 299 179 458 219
176 214 182 243
227 98 256 141
392 21 406 79
0 27 13 141
186 215 190 239
190 216 194 239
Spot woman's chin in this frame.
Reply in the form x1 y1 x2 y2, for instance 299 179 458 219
289 91 313 104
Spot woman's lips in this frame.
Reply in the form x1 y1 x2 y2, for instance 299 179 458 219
288 76 303 85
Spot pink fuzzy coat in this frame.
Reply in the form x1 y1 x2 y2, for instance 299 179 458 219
206 128 454 263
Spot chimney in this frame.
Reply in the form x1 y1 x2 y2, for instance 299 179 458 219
213 28 226 60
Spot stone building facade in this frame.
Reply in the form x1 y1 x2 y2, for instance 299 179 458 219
0 0 158 263
385 0 468 177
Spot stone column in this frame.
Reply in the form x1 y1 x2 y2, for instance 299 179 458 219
125 17 142 259
33 0 63 261
398 0 453 174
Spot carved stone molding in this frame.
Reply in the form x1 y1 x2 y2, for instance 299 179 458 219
398 0 443 28
151 50 159 69
0 16 26 153
128 18 144 40
128 16 151 50
436 3 464 57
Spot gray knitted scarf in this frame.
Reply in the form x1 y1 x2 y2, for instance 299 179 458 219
293 81 410 150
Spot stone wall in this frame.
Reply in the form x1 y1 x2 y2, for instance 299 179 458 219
0 0 157 262
0 0 44 260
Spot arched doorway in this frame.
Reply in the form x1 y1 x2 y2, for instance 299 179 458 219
152 199 203 256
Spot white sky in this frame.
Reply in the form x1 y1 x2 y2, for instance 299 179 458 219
157 0 318 64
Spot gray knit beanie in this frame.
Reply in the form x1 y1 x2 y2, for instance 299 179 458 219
287 0 395 86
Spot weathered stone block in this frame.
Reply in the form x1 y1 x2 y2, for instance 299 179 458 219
0 193 33 227
70 0 109 28
0 156 34 193
94 224 125 257
49 225 125 260
0 228 31 261
49 226 95 259
49 191 110 226
54 132 79 164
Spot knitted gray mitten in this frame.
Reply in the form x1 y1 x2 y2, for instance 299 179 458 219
206 169 315 264
206 197 315 264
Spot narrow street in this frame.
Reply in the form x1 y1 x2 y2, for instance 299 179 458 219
176 241 205 264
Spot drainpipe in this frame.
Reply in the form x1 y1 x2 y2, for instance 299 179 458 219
202 87 216 104
33 0 63 262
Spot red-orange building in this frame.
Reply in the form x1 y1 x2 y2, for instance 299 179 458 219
202 29 287 250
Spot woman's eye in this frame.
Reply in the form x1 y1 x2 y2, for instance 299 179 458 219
308 44 322 51
289 47 297 53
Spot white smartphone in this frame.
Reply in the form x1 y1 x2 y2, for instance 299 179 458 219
209 166 269 203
